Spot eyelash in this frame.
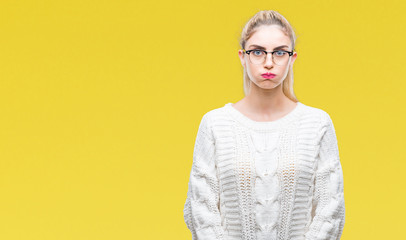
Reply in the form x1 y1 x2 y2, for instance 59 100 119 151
251 49 286 54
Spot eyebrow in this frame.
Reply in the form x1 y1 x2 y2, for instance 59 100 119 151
248 44 289 50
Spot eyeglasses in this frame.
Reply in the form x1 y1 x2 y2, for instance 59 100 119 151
242 49 294 65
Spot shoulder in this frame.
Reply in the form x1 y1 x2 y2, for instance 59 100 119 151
299 102 334 127
298 103 340 150
195 104 229 135
195 104 233 142
199 104 230 125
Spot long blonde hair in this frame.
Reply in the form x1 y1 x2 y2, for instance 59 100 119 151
239 10 298 102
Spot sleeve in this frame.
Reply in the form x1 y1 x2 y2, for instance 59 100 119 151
305 113 346 240
183 113 225 240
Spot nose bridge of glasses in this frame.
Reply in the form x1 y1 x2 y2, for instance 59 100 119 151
264 51 274 64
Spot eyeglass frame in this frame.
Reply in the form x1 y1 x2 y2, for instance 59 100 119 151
242 49 295 65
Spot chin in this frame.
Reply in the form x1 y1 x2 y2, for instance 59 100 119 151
255 84 277 90
262 81 282 88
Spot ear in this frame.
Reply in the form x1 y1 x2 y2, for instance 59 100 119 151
290 51 297 65
238 49 246 67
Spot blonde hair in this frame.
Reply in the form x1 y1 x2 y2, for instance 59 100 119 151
239 10 298 102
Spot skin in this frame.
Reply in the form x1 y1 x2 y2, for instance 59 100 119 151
235 24 298 122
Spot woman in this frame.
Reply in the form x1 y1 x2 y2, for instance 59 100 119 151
183 10 345 240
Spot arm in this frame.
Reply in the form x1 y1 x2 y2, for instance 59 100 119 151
305 113 346 240
183 113 224 240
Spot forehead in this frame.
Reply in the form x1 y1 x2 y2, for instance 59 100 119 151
246 25 291 50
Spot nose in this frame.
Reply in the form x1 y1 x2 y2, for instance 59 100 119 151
264 53 274 68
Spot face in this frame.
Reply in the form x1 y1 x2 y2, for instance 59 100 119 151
238 25 297 91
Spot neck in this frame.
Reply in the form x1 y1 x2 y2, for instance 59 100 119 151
245 83 293 113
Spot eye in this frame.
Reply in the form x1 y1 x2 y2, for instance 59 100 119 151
274 50 286 56
252 50 264 56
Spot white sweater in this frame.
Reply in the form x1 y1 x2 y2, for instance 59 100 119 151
183 102 345 240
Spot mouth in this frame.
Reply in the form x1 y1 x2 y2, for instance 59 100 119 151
261 73 276 79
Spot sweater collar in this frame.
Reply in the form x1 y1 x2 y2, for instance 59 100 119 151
224 102 304 131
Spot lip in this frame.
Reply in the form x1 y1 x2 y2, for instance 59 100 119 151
261 73 276 79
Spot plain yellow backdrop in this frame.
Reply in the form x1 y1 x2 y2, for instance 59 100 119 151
0 0 405 239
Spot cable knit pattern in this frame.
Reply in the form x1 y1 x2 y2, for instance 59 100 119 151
183 102 345 240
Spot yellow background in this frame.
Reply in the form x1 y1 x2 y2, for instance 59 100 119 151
0 0 405 239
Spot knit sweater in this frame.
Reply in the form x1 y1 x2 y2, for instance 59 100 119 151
183 102 345 240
